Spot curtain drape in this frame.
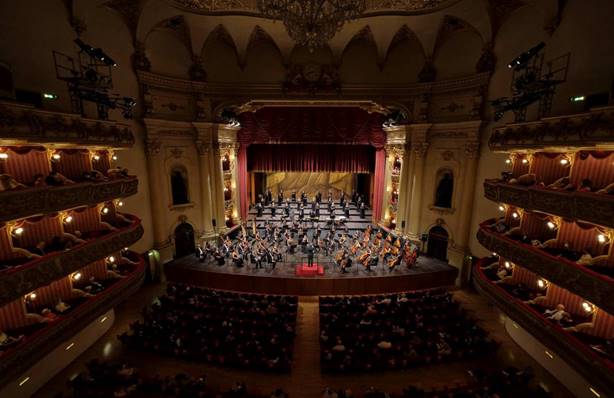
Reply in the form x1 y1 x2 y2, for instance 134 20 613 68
238 146 249 220
372 148 386 221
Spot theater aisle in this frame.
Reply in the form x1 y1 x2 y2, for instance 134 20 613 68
290 297 322 398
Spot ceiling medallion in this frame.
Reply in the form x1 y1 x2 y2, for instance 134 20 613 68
257 1 366 51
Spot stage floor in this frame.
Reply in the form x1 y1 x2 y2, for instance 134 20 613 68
165 254 458 296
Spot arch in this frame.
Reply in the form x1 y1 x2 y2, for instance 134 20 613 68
432 15 484 79
433 168 454 209
145 17 193 78
242 25 286 80
339 25 377 65
381 25 427 69
173 222 195 258
170 165 190 206
427 225 449 262
201 24 241 66
201 24 243 80
339 26 379 83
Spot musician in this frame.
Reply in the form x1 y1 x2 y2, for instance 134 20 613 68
291 191 297 202
301 191 307 205
316 191 322 203
299 205 305 220
254 244 265 269
359 202 366 219
196 246 205 262
231 250 243 268
213 248 225 266
301 234 309 250
284 201 291 217
287 234 297 254
277 190 284 206
344 205 350 219
306 242 315 266
339 191 346 206
271 203 276 217
256 201 263 217
327 190 333 203
327 197 333 212
265 188 273 205
351 190 358 205
339 233 347 248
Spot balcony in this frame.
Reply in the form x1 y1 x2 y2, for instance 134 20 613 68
476 220 614 314
0 256 145 388
489 105 614 152
0 101 135 147
0 177 138 222
473 260 614 397
0 215 143 307
484 180 614 228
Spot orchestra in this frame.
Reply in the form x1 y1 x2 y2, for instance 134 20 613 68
194 190 420 274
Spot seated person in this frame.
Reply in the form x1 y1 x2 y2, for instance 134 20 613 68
107 167 129 179
82 170 108 182
83 277 105 295
508 173 536 186
32 173 47 187
596 182 614 195
55 299 71 314
544 304 571 324
45 171 74 186
578 178 593 192
40 308 59 321
0 330 24 348
546 176 574 191
0 174 27 191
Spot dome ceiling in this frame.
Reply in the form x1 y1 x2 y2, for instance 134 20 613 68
166 0 461 16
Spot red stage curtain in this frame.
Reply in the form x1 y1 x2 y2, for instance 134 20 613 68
372 149 386 222
247 145 375 173
238 146 249 220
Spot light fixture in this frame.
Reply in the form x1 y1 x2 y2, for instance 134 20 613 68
43 93 58 100
100 316 108 323
546 221 556 230
18 377 30 387
107 256 115 263
537 278 549 289
258 0 367 52
65 342 75 351
589 387 601 397
544 350 554 359
581 301 595 314
492 252 498 257
570 95 585 103
112 155 118 161
504 261 512 269
93 155 100 161
498 205 505 212
597 233 608 244
13 226 24 236
52 153 61 161
27 292 37 301
123 247 129 251
101 207 109 215
117 200 124 207
559 158 569 166
64 215 73 224
72 272 82 281
521 158 529 164
0 152 8 160
505 158 512 165
511 211 519 219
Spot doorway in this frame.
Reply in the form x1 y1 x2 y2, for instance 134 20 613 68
174 222 195 258
427 226 449 262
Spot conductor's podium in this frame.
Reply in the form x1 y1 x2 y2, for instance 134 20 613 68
295 263 325 277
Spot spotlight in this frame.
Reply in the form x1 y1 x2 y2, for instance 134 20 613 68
507 42 545 70
74 38 117 67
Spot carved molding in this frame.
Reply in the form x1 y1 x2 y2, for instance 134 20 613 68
0 178 138 223
473 264 614 398
489 105 614 152
476 223 614 314
484 180 614 228
0 217 144 307
0 259 145 387
0 102 135 148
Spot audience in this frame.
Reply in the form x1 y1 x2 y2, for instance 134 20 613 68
119 284 298 372
319 289 496 372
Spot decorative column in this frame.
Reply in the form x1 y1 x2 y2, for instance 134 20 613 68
195 139 214 238
406 124 431 239
456 141 480 251
381 144 404 228
145 138 167 248
395 144 410 233
209 143 226 231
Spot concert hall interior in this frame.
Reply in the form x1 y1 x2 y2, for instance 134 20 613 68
1 1 614 397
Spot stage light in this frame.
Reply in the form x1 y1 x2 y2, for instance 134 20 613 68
507 42 545 70
537 279 548 289
546 221 556 230
0 152 8 160
52 153 61 161
582 301 595 314
570 95 585 103
72 272 82 281
64 215 73 224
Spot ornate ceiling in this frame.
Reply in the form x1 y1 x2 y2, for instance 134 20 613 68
167 0 461 16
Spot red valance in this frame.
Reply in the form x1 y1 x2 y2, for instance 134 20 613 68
247 144 375 173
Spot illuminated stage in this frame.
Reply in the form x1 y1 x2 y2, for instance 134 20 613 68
165 254 458 296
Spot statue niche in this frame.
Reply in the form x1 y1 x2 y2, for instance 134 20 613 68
434 169 454 209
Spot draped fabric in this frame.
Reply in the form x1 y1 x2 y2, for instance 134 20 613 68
0 226 18 261
510 264 540 287
5 147 50 185
520 212 556 241
13 215 62 249
570 151 614 189
372 149 386 221
591 309 614 339
247 145 375 173
529 153 569 185
511 154 530 177
544 284 585 316
65 206 101 234
53 149 91 180
238 107 386 147
92 150 111 174
79 259 109 281
0 299 29 330
557 220 608 257
238 146 249 220
31 277 77 310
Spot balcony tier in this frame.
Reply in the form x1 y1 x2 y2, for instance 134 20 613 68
477 220 614 314
0 257 145 387
0 216 143 307
0 101 135 148
473 260 614 397
489 105 614 152
484 180 614 228
0 177 138 222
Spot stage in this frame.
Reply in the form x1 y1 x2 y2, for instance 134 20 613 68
165 254 458 296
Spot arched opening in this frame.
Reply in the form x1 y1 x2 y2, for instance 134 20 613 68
174 223 195 258
427 226 449 262
434 169 454 208
170 167 189 205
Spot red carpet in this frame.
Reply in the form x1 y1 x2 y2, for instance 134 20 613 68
295 263 325 277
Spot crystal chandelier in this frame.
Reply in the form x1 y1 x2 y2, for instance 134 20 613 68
258 1 366 51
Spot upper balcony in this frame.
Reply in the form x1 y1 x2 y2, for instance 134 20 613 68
0 212 143 307
473 259 614 398
0 101 135 148
477 218 613 314
0 253 145 388
484 180 614 228
489 105 614 152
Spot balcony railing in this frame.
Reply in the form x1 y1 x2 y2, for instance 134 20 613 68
0 101 135 147
477 220 614 314
484 180 614 228
0 177 138 222
489 105 614 152
0 256 145 387
0 216 144 307
473 259 614 397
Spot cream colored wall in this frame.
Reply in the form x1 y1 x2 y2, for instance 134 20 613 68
469 0 614 258
0 0 154 253
433 29 483 80
146 29 192 79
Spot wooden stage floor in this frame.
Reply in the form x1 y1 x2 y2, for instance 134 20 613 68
165 254 458 295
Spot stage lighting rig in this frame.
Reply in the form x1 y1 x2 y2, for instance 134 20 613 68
53 39 135 120
491 42 569 122
382 109 408 129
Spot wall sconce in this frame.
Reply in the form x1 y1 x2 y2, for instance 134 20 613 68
505 158 512 165
537 278 549 290
72 272 82 282
112 154 118 161
582 301 595 314
26 292 37 301
492 252 498 257
12 226 24 237
229 153 235 161
51 153 61 161
521 158 529 165
116 200 124 207
597 231 610 244
559 157 570 166
511 211 519 219
93 154 101 161
101 207 109 215
498 204 506 212
546 220 557 230
64 215 73 224
504 261 513 270
0 152 8 160
106 256 115 263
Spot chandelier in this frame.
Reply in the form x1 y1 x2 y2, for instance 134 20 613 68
257 1 366 51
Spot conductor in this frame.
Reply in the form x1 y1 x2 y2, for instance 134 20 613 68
306 242 315 267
